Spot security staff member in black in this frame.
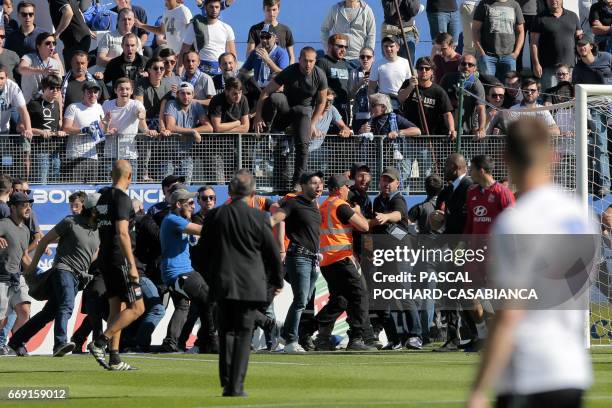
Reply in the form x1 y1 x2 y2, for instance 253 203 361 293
199 170 283 397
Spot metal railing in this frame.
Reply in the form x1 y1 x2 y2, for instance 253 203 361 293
0 133 575 193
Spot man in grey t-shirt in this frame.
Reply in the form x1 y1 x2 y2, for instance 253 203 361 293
0 192 33 351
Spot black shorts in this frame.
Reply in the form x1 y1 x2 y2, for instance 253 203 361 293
100 264 143 304
496 388 583 408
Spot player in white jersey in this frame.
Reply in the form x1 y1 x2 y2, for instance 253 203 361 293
468 117 593 408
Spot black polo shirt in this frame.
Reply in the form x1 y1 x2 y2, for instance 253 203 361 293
532 9 581 68
372 191 410 234
277 195 321 253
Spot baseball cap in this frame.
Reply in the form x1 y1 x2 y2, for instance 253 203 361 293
82 81 101 91
260 24 278 36
162 175 186 189
381 166 401 181
576 34 594 46
299 170 324 185
178 81 195 93
350 162 371 178
328 174 354 190
84 193 101 210
8 192 34 205
170 189 196 205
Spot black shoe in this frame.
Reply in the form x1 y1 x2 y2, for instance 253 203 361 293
313 336 335 351
53 342 76 357
8 342 28 357
347 338 377 351
433 339 460 352
158 341 179 353
222 389 248 397
365 338 383 350
458 338 477 350
464 339 484 353
298 335 315 351
202 339 219 354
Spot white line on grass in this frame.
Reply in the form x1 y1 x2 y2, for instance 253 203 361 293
126 355 313 366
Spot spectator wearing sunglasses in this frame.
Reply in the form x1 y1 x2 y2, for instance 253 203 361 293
17 32 63 103
349 46 374 134
240 24 289 90
192 185 217 225
27 75 65 184
316 33 352 125
0 26 20 82
482 82 505 134
5 2 44 61
440 53 486 138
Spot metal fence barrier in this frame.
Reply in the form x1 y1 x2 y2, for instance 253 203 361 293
0 133 574 193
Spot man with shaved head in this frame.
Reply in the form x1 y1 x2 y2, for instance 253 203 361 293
88 160 144 371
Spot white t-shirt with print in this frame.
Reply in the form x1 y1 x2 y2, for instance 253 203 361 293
64 102 104 159
0 79 26 133
163 4 193 52
102 99 144 160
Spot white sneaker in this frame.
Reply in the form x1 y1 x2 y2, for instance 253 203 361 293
283 342 306 353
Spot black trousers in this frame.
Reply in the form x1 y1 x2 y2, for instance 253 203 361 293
316 257 368 339
218 300 258 395
164 272 213 349
263 92 313 188
497 388 583 408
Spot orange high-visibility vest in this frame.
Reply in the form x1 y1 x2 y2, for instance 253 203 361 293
224 195 268 211
319 196 353 267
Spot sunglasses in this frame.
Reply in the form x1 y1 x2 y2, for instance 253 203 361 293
334 44 348 49
150 66 165 71
20 12 34 17
0 35 5 39
164 59 177 65
359 55 373 60
14 189 32 194
417 66 432 71
490 93 504 99
48 86 61 91
185 200 195 206
44 41 56 46
260 34 272 39
522 88 538 94
460 62 475 67
85 88 100 94
200 195 216 201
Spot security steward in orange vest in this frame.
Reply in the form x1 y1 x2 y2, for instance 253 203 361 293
313 174 375 351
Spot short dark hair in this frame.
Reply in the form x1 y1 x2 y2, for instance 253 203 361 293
41 75 61 89
433 32 453 46
229 169 255 198
217 51 237 64
0 64 8 75
118 7 134 19
471 155 495 174
381 35 398 45
183 49 199 62
424 174 443 197
263 0 280 7
145 56 164 70
415 56 435 71
158 48 177 59
17 1 35 12
71 50 89 61
505 70 520 81
121 32 138 45
224 77 243 92
35 32 54 47
197 185 215 194
68 191 86 204
299 46 317 59
11 178 24 188
520 77 540 90
113 77 133 90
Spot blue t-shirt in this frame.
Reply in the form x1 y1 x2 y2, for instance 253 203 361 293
160 212 192 285
242 45 290 88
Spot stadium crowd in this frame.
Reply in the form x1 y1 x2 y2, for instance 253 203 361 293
0 0 606 384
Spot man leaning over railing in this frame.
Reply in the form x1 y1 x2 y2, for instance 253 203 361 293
163 82 213 185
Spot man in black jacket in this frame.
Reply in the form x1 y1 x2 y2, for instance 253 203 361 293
430 153 474 352
199 170 283 397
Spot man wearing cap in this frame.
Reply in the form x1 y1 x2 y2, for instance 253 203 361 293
27 75 66 184
270 170 323 352
369 166 411 349
0 192 33 354
62 80 105 183
368 35 412 112
164 81 213 185
199 169 282 396
9 193 101 357
88 160 144 371
314 174 373 351
147 174 186 221
240 24 290 89
159 188 215 354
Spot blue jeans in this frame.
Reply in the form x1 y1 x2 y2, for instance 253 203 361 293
10 269 78 349
282 255 318 343
36 152 61 184
590 109 611 191
427 11 460 45
0 311 16 346
477 54 516 83
540 66 558 91
134 276 165 348
163 156 194 185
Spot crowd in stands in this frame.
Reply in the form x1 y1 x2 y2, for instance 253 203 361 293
0 0 610 358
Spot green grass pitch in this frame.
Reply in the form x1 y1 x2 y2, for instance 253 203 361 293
1 347 611 407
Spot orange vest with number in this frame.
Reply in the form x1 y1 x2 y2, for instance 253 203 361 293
319 196 353 267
